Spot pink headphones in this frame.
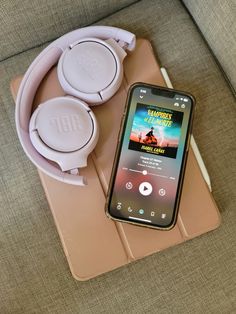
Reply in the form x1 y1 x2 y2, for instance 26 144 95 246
15 26 136 185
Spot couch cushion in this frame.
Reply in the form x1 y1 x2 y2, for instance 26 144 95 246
0 0 138 61
0 0 235 313
183 0 236 94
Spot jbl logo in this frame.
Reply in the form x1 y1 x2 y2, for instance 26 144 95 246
50 114 81 133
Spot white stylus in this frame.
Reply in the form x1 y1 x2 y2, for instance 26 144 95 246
160 67 212 192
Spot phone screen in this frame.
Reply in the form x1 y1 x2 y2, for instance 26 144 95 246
107 84 194 229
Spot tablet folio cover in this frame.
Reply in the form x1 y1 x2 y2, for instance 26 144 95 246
11 39 221 281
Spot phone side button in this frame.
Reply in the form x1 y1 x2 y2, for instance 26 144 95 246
186 136 191 151
118 130 121 142
118 125 122 142
118 115 125 142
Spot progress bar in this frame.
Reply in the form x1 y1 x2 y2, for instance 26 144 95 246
128 216 152 223
129 168 142 173
123 167 174 180
151 173 168 179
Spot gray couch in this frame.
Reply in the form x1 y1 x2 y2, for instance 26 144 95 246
0 0 235 313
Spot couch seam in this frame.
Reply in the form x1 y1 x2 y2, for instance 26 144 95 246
181 0 236 99
0 0 141 64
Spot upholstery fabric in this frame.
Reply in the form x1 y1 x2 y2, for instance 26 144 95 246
0 0 138 61
183 0 236 94
0 0 235 313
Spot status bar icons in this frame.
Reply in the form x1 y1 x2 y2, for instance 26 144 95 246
139 89 146 99
175 97 189 102
175 96 188 109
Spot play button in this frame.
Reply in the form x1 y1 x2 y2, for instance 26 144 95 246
139 182 153 196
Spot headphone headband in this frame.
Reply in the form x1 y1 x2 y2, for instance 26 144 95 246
53 26 136 51
15 26 136 185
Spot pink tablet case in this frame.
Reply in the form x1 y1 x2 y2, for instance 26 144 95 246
11 39 221 281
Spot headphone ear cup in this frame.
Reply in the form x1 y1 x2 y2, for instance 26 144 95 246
29 96 98 171
57 38 125 104
15 26 135 185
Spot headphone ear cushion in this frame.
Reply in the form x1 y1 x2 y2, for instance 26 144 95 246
29 96 97 171
57 38 122 103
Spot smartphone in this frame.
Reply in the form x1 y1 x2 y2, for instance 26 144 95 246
105 83 195 230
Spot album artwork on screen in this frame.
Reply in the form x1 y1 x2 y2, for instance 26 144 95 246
129 103 184 159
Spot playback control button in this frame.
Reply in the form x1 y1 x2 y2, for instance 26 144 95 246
139 182 153 196
158 188 166 196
